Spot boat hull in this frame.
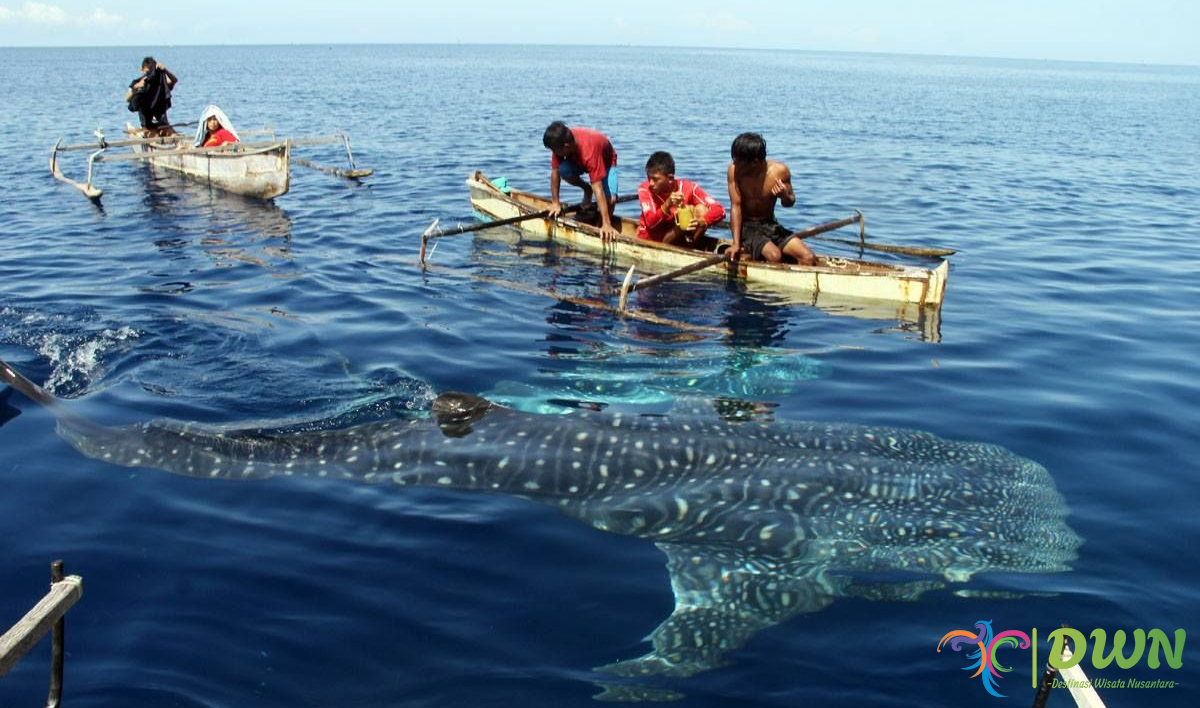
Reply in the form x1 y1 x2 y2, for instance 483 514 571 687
131 136 290 200
466 172 948 308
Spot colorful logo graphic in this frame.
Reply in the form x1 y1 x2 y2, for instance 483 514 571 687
937 620 1031 697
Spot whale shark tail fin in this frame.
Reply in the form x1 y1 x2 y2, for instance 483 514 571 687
0 358 60 408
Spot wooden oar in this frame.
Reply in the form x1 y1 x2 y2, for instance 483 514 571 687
420 193 638 264
796 209 955 257
790 211 866 242
722 211 955 259
809 234 955 258
618 251 732 311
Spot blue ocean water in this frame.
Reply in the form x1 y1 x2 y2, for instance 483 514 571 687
1 44 1198 706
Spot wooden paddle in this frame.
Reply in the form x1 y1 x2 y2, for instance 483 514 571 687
618 251 732 311
795 210 955 257
420 193 638 264
724 210 955 259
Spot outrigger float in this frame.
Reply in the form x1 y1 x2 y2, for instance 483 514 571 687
51 124 372 201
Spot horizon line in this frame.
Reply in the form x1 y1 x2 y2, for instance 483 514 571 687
1 41 1196 70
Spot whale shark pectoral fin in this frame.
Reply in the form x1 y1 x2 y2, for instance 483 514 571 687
595 544 837 681
431 392 494 438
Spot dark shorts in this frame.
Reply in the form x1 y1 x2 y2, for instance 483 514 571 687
741 219 798 261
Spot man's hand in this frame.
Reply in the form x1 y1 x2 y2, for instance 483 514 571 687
547 200 563 218
598 223 620 243
770 178 792 198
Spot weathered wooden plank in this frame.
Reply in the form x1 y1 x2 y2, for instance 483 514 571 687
0 575 83 677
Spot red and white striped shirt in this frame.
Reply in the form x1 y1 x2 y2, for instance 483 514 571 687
636 178 726 241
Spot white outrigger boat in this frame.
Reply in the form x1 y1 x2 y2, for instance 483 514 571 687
461 172 949 308
51 120 371 201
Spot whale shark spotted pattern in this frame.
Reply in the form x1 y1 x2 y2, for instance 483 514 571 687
1 358 1080 696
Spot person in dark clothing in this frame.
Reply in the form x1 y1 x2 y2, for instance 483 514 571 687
126 56 178 136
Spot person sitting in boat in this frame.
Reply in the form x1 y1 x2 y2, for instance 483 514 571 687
636 151 725 248
193 106 240 148
126 57 178 137
542 121 620 242
726 132 816 265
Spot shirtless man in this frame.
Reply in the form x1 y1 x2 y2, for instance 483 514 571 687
726 132 816 265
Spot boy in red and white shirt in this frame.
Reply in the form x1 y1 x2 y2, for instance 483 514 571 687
636 151 726 247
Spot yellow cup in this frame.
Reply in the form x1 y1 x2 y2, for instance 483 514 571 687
675 205 693 229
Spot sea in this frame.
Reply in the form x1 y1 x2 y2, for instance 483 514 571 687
1 44 1198 707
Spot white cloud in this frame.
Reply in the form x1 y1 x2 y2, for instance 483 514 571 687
84 8 122 27
0 2 123 26
0 2 66 24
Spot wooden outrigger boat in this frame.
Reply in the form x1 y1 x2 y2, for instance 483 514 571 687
51 126 372 201
462 172 949 308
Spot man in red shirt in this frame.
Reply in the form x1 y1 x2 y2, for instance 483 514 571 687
636 151 726 247
543 121 620 241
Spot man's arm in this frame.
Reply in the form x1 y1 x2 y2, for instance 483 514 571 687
690 182 726 225
549 166 562 216
727 164 743 258
593 184 618 241
771 163 795 208
157 63 178 87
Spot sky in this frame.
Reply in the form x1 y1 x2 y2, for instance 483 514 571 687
1 0 1197 67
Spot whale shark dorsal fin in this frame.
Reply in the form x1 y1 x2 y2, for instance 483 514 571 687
431 392 494 438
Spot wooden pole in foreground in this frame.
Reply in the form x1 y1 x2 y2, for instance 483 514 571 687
0 561 83 679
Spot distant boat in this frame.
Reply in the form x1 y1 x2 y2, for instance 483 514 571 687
51 123 371 202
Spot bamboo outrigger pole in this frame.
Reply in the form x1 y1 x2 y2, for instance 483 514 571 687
0 560 83 708
420 194 639 264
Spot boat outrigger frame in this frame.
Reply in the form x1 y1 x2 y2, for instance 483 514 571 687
50 128 372 201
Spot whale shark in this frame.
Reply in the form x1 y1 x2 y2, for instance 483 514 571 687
1 357 1081 699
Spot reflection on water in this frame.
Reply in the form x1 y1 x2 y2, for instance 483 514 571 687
130 166 297 295
485 335 829 419
466 223 944 342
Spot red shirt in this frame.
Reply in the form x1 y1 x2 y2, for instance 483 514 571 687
203 128 238 147
550 127 617 183
636 178 726 241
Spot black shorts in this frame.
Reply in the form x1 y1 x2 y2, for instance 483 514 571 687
741 219 798 261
